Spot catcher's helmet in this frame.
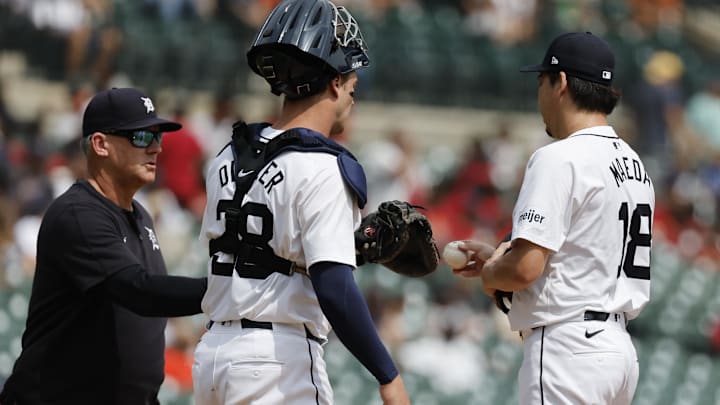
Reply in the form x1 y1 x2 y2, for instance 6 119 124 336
247 0 370 99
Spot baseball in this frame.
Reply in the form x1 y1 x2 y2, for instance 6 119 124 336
443 241 470 269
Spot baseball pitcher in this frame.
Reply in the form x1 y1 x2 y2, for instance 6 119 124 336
454 32 655 404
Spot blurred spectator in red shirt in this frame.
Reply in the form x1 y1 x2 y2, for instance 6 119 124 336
156 109 206 221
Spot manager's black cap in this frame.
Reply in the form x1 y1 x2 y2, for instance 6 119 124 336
520 32 615 85
82 88 182 137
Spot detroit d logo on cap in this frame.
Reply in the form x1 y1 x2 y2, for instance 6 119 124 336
141 97 155 114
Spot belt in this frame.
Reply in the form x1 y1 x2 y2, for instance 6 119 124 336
236 264 308 279
206 318 325 345
519 311 625 339
584 310 624 322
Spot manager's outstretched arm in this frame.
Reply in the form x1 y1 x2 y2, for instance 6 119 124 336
102 266 207 317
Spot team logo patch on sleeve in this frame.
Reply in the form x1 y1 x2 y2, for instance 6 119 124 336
518 209 546 225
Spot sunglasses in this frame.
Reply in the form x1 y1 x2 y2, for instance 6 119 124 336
107 130 163 148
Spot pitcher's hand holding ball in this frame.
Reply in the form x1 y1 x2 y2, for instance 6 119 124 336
444 240 496 278
442 241 470 268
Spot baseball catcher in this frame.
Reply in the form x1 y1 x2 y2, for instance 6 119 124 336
355 200 439 277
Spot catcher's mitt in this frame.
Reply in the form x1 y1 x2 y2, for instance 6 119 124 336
355 200 439 277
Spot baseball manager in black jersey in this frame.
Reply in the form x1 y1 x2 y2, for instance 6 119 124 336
0 87 207 405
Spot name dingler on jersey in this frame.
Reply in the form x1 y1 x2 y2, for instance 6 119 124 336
519 208 545 224
609 156 651 188
258 161 285 193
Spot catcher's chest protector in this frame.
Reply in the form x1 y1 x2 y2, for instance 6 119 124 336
209 121 367 269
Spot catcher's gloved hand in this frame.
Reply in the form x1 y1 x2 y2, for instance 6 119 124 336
355 200 439 277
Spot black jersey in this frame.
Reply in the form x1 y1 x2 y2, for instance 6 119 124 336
3 180 168 404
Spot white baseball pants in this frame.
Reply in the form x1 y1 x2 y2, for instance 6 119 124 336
192 321 332 405
518 315 639 405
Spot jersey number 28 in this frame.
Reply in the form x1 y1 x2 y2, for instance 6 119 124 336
211 201 274 276
617 202 652 280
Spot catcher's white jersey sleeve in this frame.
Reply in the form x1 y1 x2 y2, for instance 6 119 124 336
509 126 655 331
199 128 361 339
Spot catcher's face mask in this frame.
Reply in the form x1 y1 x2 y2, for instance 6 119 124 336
331 4 369 74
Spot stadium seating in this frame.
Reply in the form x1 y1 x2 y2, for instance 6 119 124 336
4 2 720 109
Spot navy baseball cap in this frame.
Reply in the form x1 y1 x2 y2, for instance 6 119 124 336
82 88 182 137
520 32 615 85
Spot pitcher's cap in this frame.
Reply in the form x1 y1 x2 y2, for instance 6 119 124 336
520 32 615 85
82 88 182 137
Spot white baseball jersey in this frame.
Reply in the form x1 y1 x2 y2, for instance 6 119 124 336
199 126 362 340
509 126 655 331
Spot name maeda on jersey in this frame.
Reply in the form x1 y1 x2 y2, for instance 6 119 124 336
609 155 651 188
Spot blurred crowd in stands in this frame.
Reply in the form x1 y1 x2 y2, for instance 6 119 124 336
3 0 720 400
0 0 709 90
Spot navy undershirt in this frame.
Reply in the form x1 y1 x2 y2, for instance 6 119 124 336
309 261 398 384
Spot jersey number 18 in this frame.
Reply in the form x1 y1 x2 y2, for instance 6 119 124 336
617 202 652 280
